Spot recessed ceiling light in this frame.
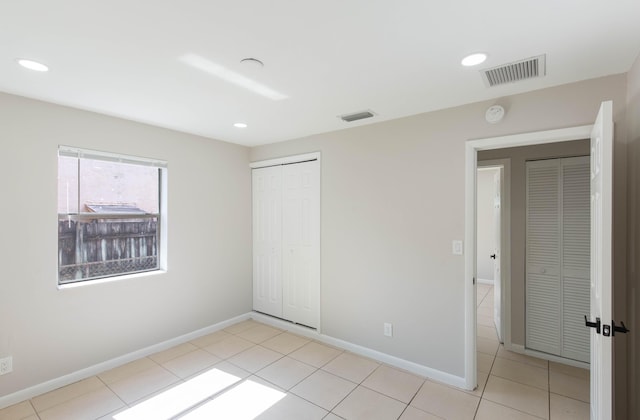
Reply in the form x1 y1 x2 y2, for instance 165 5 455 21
17 58 49 72
234 122 248 128
461 53 487 67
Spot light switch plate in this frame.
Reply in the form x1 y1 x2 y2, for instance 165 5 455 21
452 240 463 255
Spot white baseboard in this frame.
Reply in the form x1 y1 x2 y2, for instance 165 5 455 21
250 311 468 390
0 313 251 410
1 310 471 410
477 278 494 285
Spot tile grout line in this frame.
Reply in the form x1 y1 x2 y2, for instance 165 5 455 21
300 349 352 416
95 374 128 416
402 378 442 419
209 323 446 417
248 338 347 417
473 351 498 419
473 288 495 419
29 375 121 418
27 399 42 420
549 358 551 420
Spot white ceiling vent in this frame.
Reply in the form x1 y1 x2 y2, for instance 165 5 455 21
481 55 546 87
340 110 376 122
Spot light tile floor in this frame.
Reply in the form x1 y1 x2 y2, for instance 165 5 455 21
1 286 590 419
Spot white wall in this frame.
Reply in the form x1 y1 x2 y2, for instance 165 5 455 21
476 168 498 282
0 93 252 399
250 74 628 379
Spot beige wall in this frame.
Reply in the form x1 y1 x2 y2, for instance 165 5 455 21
478 140 590 346
0 93 252 398
0 69 633 406
626 52 640 420
251 74 628 378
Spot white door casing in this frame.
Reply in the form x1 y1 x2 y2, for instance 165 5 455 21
589 100 613 420
252 166 283 317
466 124 595 392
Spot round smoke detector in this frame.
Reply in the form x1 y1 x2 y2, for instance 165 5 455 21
485 105 505 124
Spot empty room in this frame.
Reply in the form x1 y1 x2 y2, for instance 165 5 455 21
1 1 640 419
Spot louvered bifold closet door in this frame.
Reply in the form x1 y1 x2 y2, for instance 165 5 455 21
526 160 562 356
561 157 590 362
526 157 590 362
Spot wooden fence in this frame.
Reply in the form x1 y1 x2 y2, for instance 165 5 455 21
58 217 158 282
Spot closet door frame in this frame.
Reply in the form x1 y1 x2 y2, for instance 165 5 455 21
250 152 321 331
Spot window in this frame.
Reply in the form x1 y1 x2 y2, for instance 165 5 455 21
57 146 167 285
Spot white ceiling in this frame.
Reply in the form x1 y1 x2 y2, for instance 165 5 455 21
2 1 639 146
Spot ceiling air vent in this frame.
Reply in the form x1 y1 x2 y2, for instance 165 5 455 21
481 55 546 87
340 110 376 122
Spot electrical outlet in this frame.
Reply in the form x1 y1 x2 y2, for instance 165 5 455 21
384 323 393 337
0 356 12 375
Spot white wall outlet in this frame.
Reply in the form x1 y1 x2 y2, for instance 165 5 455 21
0 356 12 375
383 323 393 337
452 240 463 255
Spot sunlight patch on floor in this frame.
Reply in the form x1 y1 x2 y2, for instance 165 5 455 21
178 379 286 419
114 368 241 420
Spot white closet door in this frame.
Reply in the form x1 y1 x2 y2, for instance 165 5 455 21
561 156 590 362
282 160 320 328
252 166 283 317
526 157 590 362
526 159 562 356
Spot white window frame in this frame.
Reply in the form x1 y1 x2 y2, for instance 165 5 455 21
57 146 168 286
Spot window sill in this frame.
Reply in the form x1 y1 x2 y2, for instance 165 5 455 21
57 269 167 290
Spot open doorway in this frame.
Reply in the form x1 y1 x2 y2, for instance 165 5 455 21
466 102 617 419
476 161 510 348
476 166 501 341
477 141 591 364
464 125 598 418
